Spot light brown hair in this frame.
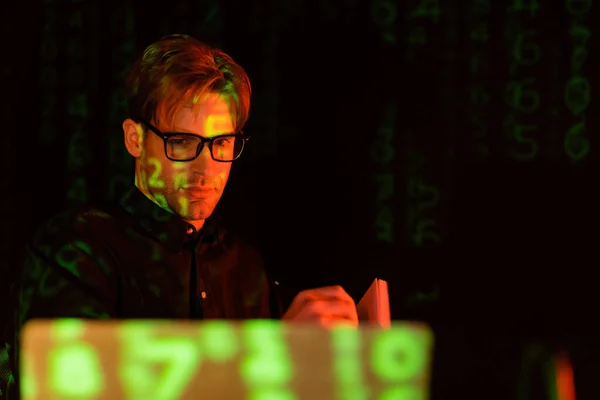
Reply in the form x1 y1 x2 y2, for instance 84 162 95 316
125 34 251 131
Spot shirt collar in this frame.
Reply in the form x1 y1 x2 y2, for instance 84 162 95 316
118 185 219 253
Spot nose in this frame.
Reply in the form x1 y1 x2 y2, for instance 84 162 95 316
190 143 218 173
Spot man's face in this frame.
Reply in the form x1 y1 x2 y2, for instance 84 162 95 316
136 94 234 222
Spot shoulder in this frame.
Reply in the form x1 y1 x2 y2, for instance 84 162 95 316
26 204 123 277
31 203 122 247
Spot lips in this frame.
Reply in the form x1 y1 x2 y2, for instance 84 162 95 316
185 187 215 198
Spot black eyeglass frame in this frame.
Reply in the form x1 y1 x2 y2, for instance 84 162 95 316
139 119 251 162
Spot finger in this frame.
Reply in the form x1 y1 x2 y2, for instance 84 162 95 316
317 316 358 330
295 286 355 305
284 287 355 320
311 285 352 299
298 300 358 321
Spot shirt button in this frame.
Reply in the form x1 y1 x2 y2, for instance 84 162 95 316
201 291 207 299
186 227 194 235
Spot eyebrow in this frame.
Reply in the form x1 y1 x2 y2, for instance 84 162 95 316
171 127 196 134
169 128 237 136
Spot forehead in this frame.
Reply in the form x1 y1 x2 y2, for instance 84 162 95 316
167 94 234 135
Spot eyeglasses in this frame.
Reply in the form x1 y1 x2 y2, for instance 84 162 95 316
139 119 250 162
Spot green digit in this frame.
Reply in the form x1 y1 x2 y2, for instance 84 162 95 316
178 197 189 217
371 328 427 382
49 344 104 397
564 122 590 161
119 322 201 400
332 327 368 400
148 158 165 188
240 321 293 388
201 321 239 361
47 319 104 397
564 75 591 116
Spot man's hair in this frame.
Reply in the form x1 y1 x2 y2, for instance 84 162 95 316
125 34 251 131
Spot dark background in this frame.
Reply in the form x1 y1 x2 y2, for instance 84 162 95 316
2 0 599 398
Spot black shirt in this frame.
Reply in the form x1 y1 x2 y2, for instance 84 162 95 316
3 185 270 398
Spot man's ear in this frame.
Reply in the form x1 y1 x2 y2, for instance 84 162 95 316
123 118 144 157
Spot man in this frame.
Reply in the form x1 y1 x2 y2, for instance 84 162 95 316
2 34 357 398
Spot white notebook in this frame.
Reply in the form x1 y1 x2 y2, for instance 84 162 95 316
357 278 391 328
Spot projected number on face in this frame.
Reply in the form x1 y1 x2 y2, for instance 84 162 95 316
147 158 166 189
564 4 591 162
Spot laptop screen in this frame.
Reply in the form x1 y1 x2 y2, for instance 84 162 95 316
20 319 433 399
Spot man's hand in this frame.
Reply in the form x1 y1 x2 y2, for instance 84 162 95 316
282 285 358 329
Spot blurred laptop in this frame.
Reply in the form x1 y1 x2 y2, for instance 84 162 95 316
20 318 433 399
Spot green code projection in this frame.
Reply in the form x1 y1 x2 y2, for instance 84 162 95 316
564 0 591 161
370 0 400 245
504 0 543 161
20 320 433 400
405 0 444 248
27 0 595 256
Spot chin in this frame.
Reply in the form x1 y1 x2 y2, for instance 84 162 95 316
182 203 215 220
